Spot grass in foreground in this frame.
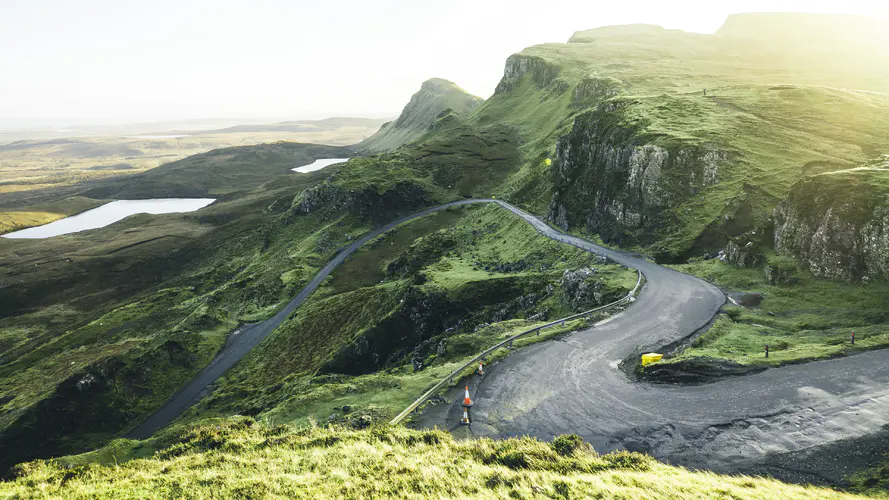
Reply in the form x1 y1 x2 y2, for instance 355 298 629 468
666 259 889 366
0 417 866 499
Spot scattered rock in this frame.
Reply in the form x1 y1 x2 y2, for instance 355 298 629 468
76 374 98 391
559 268 604 310
736 293 763 307
722 235 765 269
351 415 373 430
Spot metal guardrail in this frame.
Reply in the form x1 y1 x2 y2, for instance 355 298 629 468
390 268 643 425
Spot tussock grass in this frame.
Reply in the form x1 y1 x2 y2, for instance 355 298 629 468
0 417 864 499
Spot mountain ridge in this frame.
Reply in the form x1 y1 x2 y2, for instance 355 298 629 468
357 78 483 153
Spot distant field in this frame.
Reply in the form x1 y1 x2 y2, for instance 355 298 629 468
0 196 105 234
0 117 386 193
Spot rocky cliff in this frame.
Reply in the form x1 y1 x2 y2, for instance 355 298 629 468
358 78 483 153
546 101 728 256
494 54 562 94
774 161 889 281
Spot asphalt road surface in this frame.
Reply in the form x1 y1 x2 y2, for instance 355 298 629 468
421 201 889 483
130 199 889 484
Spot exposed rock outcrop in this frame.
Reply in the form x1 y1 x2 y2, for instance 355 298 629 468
721 233 765 269
572 75 624 106
358 78 483 153
292 181 350 214
774 165 889 282
559 268 608 310
546 102 728 252
494 54 561 93
292 179 433 225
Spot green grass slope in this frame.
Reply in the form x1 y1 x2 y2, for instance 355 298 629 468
369 14 889 257
652 258 889 372
0 140 453 470
357 78 484 153
0 138 634 472
0 417 866 499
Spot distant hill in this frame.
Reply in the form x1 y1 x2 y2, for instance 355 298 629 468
357 78 483 153
78 142 354 198
190 117 388 135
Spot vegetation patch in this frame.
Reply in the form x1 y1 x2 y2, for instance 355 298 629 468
653 259 889 372
192 203 635 425
0 417 863 499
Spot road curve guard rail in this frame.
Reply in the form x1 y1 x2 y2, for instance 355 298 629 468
390 268 643 426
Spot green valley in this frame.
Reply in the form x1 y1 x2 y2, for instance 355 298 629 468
2 9 889 499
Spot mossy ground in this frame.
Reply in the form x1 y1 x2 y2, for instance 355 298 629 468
0 417 867 499
662 259 889 366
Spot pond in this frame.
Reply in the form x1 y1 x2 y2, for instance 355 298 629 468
2 198 216 239
292 158 350 173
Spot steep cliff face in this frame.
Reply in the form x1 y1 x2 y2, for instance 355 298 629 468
774 163 889 282
546 101 728 254
358 78 483 153
494 54 562 94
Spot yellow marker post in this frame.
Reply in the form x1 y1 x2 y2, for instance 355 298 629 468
641 353 663 366
544 158 552 166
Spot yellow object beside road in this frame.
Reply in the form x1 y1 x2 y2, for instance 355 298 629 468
641 353 663 366
544 158 552 166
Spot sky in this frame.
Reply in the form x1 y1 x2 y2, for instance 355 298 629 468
1 0 887 128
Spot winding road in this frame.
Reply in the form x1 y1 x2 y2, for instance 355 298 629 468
424 202 889 484
130 199 889 484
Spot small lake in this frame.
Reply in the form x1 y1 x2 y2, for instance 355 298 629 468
292 158 350 173
2 198 216 239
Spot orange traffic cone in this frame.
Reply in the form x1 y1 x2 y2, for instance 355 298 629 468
460 409 471 425
477 361 484 376
462 386 473 407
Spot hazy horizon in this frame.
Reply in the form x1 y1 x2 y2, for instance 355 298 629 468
2 0 887 130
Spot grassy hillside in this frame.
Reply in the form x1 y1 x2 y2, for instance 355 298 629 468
328 13 889 374
357 78 483 153
644 258 889 375
367 15 889 259
0 131 459 469
0 417 865 499
0 139 633 471
186 203 634 427
3 11 889 494
0 162 352 469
